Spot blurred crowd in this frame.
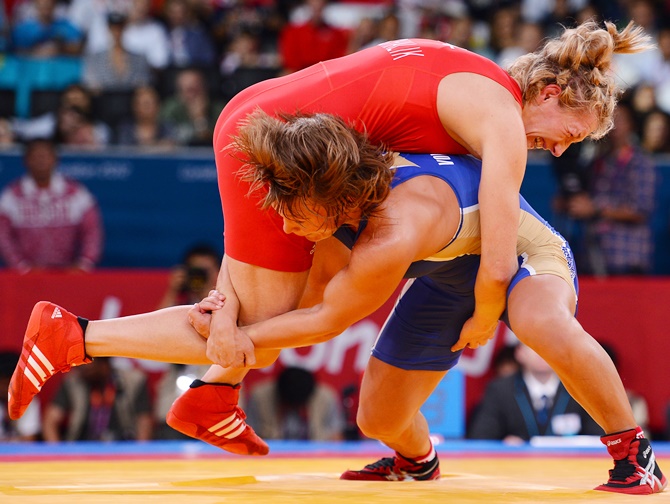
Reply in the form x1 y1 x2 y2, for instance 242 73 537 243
0 0 668 150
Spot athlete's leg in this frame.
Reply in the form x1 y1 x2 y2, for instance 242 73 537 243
84 306 209 363
359 270 475 446
200 241 348 382
508 274 666 494
506 274 634 433
357 356 446 458
165 257 309 455
198 256 312 383
85 257 309 372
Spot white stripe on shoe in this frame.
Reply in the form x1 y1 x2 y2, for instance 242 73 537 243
207 412 246 439
226 423 246 439
24 368 42 391
32 345 55 374
27 355 48 381
215 418 243 437
208 412 237 432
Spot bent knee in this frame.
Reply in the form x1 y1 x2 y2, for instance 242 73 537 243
356 407 407 440
509 307 575 342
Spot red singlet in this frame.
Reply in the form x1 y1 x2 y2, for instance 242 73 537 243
214 39 522 272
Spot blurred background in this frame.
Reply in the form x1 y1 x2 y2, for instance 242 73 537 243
0 0 669 446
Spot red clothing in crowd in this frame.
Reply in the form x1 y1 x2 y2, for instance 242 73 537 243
279 20 350 73
0 173 103 272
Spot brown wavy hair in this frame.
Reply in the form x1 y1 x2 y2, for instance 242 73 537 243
507 20 653 139
231 110 395 224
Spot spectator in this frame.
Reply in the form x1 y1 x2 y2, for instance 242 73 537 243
70 0 168 69
488 7 519 61
641 108 670 154
548 141 598 274
444 14 487 55
468 343 603 443
160 67 224 146
10 0 70 24
346 16 379 55
209 0 283 57
521 0 588 25
568 102 657 275
497 22 544 70
0 351 41 441
67 0 133 55
116 85 175 147
42 357 153 441
11 0 83 57
612 0 660 91
648 27 670 114
53 104 108 148
219 30 280 78
122 0 170 71
278 0 349 74
347 12 400 54
0 117 16 147
82 12 152 93
246 366 344 441
13 84 112 144
157 243 221 309
491 343 520 378
0 138 104 272
630 83 658 124
163 0 216 68
0 0 9 53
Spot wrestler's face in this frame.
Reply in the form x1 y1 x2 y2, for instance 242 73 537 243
523 84 598 157
278 201 340 242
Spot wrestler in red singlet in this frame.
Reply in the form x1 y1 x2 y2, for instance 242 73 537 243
214 38 522 272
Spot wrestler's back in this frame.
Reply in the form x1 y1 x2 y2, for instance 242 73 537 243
214 39 522 156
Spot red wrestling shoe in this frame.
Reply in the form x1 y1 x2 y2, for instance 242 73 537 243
166 380 269 456
8 301 91 420
595 427 667 494
340 452 440 481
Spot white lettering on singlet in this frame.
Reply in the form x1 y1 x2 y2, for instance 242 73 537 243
380 39 425 60
430 154 454 166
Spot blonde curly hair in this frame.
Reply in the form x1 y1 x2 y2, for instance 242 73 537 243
507 21 653 139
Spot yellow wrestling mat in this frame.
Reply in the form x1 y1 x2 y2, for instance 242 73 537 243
1 441 669 503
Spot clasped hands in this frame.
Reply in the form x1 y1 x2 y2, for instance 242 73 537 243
187 289 257 368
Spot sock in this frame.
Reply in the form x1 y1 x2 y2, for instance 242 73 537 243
77 317 93 360
413 442 436 464
189 379 240 389
77 317 89 334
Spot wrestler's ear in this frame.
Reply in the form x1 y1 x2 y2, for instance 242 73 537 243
540 84 562 101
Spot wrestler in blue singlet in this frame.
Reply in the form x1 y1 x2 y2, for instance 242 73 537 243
334 153 578 371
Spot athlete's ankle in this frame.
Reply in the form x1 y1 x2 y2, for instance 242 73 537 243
190 379 240 388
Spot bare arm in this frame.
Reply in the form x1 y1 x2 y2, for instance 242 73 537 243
206 255 253 367
244 242 409 348
437 74 526 349
298 237 352 308
242 182 453 350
